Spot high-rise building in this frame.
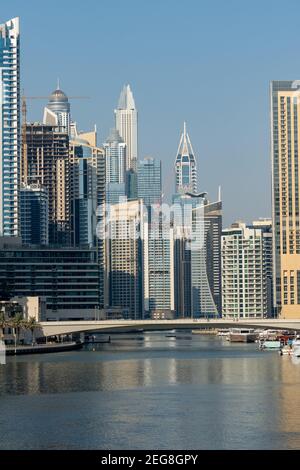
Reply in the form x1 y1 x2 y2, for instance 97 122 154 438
21 123 70 246
271 81 300 318
137 157 162 208
43 85 71 134
104 128 126 204
174 122 197 195
19 183 49 246
115 84 138 171
126 169 138 200
106 199 144 318
0 17 20 237
144 212 174 317
173 192 222 317
69 134 105 247
222 220 272 319
69 129 106 307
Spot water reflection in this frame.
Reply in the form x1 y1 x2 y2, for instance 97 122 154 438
2 333 300 449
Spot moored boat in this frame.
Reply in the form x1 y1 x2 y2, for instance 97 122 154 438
229 328 257 343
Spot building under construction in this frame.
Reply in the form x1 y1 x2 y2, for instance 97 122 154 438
21 123 70 246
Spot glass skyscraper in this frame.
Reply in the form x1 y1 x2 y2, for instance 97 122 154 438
104 128 126 205
0 17 20 236
137 157 162 208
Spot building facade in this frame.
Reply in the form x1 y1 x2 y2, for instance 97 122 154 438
271 80 300 318
21 123 70 246
137 157 162 208
222 220 272 319
69 135 105 247
106 199 144 319
144 213 174 317
115 84 138 171
19 183 49 246
173 192 222 318
0 17 20 237
104 128 126 204
174 122 197 195
0 237 99 320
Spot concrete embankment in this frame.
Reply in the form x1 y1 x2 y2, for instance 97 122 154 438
6 341 83 356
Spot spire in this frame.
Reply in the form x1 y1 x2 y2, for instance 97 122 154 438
175 121 198 194
177 122 195 157
57 77 60 90
117 84 136 110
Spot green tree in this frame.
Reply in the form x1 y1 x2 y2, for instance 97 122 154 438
0 311 7 340
25 316 40 346
8 313 25 352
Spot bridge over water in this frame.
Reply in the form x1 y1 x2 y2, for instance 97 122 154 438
39 318 300 338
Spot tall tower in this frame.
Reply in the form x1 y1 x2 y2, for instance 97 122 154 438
104 128 126 204
22 123 70 246
174 122 197 194
0 17 20 236
43 83 71 134
115 84 138 171
271 81 300 318
137 157 162 207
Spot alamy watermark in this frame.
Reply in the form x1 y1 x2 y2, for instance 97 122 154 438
95 198 206 251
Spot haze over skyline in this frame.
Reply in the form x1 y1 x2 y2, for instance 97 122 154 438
3 0 300 225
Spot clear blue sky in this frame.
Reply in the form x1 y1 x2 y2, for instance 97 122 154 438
3 0 300 225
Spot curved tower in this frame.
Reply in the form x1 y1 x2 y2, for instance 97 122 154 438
175 122 197 194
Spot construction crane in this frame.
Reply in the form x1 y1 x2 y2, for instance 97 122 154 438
21 94 90 125
21 94 90 185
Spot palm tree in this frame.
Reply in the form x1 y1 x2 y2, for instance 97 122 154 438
25 316 40 346
0 311 7 340
8 313 25 353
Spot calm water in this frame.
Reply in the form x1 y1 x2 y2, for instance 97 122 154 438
1 331 300 450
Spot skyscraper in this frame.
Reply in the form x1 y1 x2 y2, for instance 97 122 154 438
22 123 70 246
174 122 197 194
222 220 272 319
144 212 174 318
69 134 105 247
43 85 71 134
106 199 144 319
0 17 20 237
19 183 49 246
115 84 138 171
173 192 222 317
271 81 300 318
104 128 126 204
137 157 162 207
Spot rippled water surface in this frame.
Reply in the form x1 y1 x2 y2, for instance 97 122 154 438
1 332 300 449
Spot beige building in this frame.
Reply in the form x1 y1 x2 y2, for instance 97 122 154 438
106 199 144 319
271 81 300 318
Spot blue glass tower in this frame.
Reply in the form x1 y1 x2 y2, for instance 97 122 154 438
0 17 20 236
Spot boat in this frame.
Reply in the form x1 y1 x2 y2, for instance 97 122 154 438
228 328 257 343
259 340 282 350
192 329 217 335
292 337 300 357
217 329 230 337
